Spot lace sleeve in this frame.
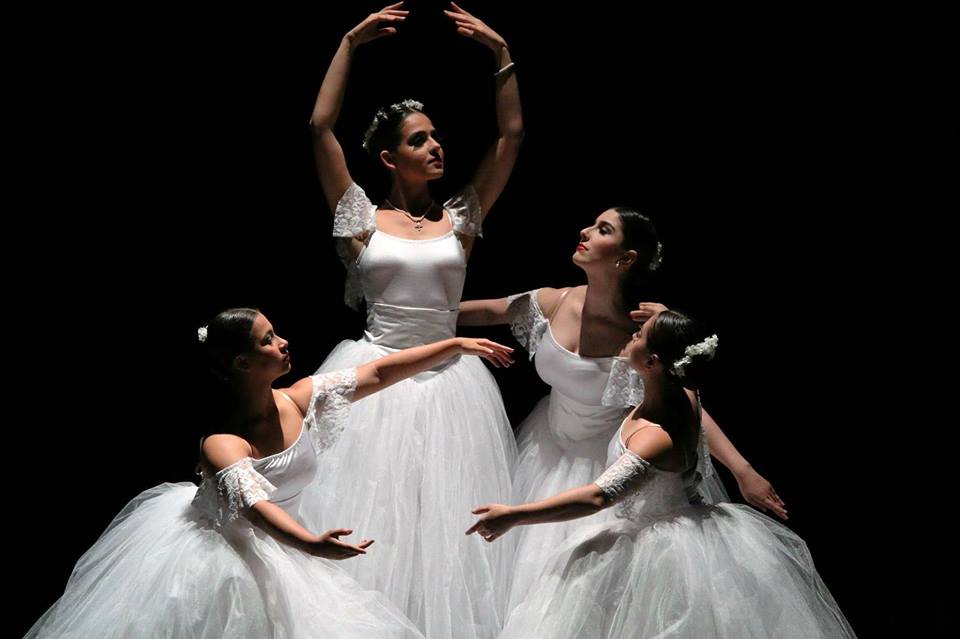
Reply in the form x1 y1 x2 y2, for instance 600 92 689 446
191 459 277 528
505 289 548 359
601 357 645 408
305 368 359 455
445 184 483 238
332 182 377 238
332 182 377 311
594 451 653 504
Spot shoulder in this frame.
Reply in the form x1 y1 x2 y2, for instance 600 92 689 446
536 286 580 318
200 434 253 474
623 419 674 460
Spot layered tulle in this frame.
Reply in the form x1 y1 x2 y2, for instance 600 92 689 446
26 482 423 638
298 338 517 639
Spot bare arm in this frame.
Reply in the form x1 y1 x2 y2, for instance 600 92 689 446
458 286 565 327
279 337 514 411
354 337 513 400
201 436 371 558
444 3 523 218
458 297 511 326
467 426 672 540
700 404 788 520
249 502 371 558
701 408 751 475
309 4 409 214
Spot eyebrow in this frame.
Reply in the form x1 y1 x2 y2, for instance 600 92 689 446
408 129 437 142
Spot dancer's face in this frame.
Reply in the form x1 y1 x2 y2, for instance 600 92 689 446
572 210 634 270
234 313 291 379
625 315 660 376
380 112 445 181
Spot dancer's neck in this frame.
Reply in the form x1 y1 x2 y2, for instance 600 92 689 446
583 270 629 322
387 180 434 215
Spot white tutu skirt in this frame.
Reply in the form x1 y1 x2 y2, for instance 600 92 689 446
501 502 856 638
508 396 733 613
697 463 731 505
508 396 618 612
26 483 423 638
299 338 518 639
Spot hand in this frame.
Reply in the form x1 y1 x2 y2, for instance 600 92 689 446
736 469 788 520
630 302 669 324
443 2 507 52
458 338 515 368
308 528 375 559
346 2 409 47
465 504 516 542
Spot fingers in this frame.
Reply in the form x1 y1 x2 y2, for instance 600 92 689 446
481 352 513 367
481 354 503 368
746 494 787 520
481 354 501 368
443 9 472 23
465 521 498 541
479 339 514 353
327 528 353 538
473 340 514 367
450 2 473 17
472 505 491 515
331 538 368 555
476 525 498 542
373 13 407 36
444 8 480 37
747 496 768 514
765 493 788 519
478 340 515 365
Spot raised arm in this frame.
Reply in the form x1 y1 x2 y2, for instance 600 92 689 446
444 2 523 218
309 3 409 213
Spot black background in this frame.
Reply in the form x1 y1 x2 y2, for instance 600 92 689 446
16 2 945 636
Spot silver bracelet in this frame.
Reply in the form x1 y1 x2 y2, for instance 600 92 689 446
494 61 516 78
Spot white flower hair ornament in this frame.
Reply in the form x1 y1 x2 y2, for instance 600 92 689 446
648 241 664 271
670 334 718 378
197 326 208 343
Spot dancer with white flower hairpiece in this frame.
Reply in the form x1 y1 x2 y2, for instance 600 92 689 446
467 310 856 639
26 307 514 638
459 208 786 612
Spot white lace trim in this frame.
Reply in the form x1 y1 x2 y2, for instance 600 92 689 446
331 182 481 310
332 182 377 238
446 184 483 238
331 183 377 311
306 368 359 456
505 289 548 359
601 357 645 408
192 459 277 528
594 451 653 504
